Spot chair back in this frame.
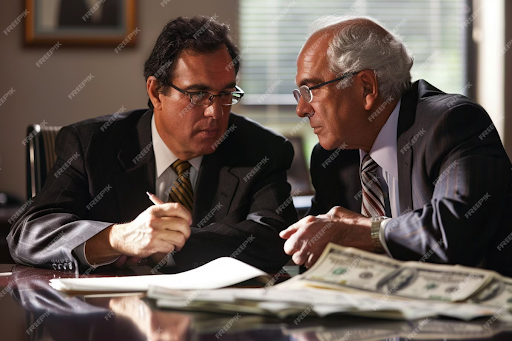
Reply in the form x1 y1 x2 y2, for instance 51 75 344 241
26 124 62 199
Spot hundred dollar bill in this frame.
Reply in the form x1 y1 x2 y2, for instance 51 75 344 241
309 318 502 341
468 276 512 309
277 243 493 302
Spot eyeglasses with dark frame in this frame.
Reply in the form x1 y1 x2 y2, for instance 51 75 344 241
170 84 244 106
293 71 359 103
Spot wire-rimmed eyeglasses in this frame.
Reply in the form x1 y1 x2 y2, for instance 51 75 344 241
170 84 244 106
293 71 359 103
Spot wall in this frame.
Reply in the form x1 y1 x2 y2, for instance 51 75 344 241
0 0 238 200
474 0 505 142
1 1 512 201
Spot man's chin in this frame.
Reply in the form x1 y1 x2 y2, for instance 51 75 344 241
190 133 225 154
198 142 221 155
318 138 350 151
318 137 336 151
181 143 217 159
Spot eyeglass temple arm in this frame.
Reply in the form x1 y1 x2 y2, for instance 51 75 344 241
309 72 357 90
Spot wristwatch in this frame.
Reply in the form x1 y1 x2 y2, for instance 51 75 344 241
370 216 387 253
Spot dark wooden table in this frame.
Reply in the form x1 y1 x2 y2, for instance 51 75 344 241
0 264 512 341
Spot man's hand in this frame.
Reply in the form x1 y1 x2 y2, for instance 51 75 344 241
279 206 373 268
85 203 192 265
110 203 192 258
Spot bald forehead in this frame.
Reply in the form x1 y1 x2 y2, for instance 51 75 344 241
301 31 330 57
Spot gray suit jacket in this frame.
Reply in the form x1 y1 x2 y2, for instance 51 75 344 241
308 80 512 277
7 109 297 274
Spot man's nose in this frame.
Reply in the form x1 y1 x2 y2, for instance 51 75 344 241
296 96 314 118
204 96 224 119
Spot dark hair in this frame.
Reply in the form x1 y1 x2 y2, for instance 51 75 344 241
144 16 240 109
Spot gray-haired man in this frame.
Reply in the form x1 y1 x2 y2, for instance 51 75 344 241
280 16 512 277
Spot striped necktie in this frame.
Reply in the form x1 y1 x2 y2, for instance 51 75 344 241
360 153 386 217
168 160 194 213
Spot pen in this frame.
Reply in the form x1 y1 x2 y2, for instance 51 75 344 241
146 191 192 226
146 191 164 205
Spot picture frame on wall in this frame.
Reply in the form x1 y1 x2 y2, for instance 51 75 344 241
24 0 137 47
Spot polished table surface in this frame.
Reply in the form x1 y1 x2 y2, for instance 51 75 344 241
1 264 512 341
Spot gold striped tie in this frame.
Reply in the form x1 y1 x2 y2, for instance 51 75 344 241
168 160 194 213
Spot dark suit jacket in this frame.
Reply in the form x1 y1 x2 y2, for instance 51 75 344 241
308 80 512 277
7 110 297 274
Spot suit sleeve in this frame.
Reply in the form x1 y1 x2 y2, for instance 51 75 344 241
7 126 113 273
171 139 298 274
384 103 512 270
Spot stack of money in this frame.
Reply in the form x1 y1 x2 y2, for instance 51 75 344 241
276 244 495 301
147 243 512 321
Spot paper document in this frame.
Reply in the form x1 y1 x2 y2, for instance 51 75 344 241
49 257 269 293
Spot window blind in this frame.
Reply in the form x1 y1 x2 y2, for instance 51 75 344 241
239 0 468 105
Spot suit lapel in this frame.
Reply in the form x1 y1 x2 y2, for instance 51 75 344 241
192 139 238 226
396 82 420 213
112 110 156 221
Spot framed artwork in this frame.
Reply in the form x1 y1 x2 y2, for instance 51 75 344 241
24 0 137 46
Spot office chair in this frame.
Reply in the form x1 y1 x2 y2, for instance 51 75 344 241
25 124 62 200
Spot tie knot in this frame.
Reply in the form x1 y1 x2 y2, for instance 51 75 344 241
361 154 378 173
171 160 192 176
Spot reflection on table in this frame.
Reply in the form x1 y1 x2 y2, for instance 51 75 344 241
0 264 512 341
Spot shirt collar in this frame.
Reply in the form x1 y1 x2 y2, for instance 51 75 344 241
360 98 401 178
151 115 203 178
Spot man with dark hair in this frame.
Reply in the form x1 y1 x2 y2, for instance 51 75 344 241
143 16 241 109
8 16 297 274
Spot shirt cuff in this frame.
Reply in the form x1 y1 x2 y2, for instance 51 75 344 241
73 242 120 269
379 218 393 257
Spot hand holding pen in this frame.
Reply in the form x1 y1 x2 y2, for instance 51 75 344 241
107 192 192 267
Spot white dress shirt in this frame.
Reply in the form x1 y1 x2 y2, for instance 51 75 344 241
152 116 203 202
75 115 203 268
359 98 402 256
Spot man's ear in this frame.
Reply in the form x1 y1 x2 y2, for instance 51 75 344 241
359 70 379 111
146 76 162 110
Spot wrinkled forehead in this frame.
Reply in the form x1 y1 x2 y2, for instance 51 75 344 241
296 30 333 85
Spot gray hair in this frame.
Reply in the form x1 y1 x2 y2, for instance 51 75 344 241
309 15 413 100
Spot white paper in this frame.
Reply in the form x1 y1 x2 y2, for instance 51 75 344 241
49 257 268 293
